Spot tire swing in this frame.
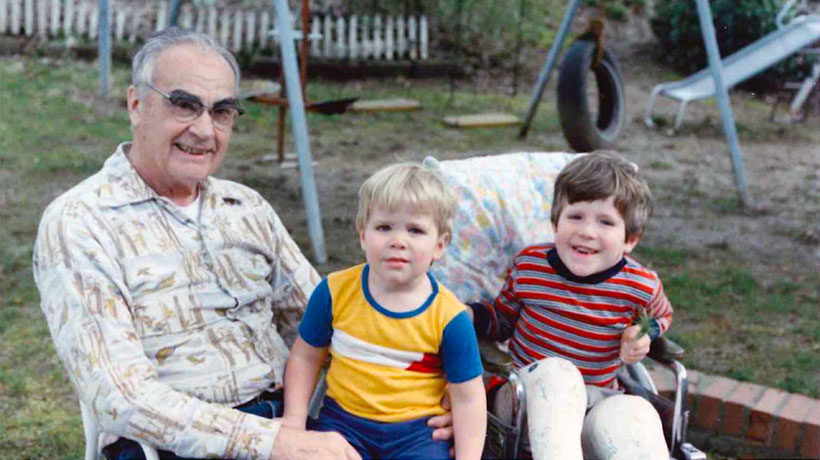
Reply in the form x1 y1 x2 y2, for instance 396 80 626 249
556 29 625 152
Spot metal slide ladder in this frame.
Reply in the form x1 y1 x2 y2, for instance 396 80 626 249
645 2 820 132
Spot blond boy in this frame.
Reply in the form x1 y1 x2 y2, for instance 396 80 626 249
284 163 486 460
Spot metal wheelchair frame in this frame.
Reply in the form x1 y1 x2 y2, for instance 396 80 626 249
481 338 706 460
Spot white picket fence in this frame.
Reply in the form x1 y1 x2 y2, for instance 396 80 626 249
0 0 429 60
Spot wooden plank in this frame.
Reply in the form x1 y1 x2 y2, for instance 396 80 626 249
322 14 331 57
36 0 46 36
0 0 8 34
347 14 356 59
154 0 165 32
128 5 140 42
10 0 20 34
420 16 428 60
87 0 96 38
218 9 228 46
442 112 520 128
23 0 32 36
180 3 192 29
49 0 58 35
408 15 417 60
373 14 381 59
232 8 241 52
351 98 421 113
63 0 74 36
76 0 87 36
334 15 344 57
245 10 254 49
396 16 405 58
115 8 125 41
309 15 319 55
194 6 204 32
259 9 268 49
384 15 393 61
360 16 369 58
207 5 216 40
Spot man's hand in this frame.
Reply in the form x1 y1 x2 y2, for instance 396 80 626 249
272 426 361 460
427 391 456 457
428 392 454 441
620 325 651 364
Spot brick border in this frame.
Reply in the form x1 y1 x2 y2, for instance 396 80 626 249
648 367 820 458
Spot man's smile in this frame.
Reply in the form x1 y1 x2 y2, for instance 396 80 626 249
175 142 213 156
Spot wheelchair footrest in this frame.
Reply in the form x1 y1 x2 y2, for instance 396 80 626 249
677 442 706 460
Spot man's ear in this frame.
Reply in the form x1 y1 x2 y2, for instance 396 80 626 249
624 235 640 254
359 230 367 251
127 85 142 126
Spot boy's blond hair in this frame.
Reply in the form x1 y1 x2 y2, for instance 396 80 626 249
551 151 652 241
356 162 457 237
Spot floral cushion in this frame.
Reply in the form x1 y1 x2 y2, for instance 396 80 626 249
425 152 582 304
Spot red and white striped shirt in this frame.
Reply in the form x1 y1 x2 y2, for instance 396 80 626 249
481 243 672 388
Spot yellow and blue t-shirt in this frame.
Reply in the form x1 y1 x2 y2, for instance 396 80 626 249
299 263 483 423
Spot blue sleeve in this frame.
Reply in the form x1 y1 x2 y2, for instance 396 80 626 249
298 279 333 347
441 310 484 383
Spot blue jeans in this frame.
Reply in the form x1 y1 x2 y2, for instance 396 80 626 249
102 398 283 460
308 397 452 460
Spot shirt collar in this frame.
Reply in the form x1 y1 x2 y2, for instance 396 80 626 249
546 246 626 284
96 142 241 208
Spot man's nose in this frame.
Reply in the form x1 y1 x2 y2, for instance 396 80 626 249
187 109 217 139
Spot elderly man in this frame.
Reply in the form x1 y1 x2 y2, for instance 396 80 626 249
33 28 450 460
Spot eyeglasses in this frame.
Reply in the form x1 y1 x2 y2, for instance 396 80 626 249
145 82 245 130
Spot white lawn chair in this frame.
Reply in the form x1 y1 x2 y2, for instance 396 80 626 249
80 400 159 460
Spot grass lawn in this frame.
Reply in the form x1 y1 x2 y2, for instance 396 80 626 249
1 55 817 459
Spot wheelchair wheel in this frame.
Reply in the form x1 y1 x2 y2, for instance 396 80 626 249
556 38 625 152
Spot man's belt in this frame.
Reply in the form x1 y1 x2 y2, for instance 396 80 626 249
235 387 283 410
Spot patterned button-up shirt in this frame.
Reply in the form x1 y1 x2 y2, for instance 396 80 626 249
33 143 320 459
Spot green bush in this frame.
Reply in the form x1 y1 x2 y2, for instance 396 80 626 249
650 0 810 92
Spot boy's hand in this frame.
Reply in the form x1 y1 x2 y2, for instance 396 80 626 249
620 325 650 364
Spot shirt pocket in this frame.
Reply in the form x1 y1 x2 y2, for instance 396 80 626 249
121 250 201 337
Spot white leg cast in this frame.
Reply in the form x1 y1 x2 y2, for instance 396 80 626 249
520 357 586 460
581 395 667 460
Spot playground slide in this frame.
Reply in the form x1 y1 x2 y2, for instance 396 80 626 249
645 15 820 131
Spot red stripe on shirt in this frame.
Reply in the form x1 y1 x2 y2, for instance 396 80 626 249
405 353 442 373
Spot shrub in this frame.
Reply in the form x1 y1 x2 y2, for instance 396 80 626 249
650 0 810 93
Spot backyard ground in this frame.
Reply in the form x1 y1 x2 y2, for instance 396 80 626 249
1 26 819 459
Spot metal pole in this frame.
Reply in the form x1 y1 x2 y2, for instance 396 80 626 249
277 79 286 163
168 0 184 27
693 0 752 208
97 0 110 100
273 0 327 264
518 0 582 138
